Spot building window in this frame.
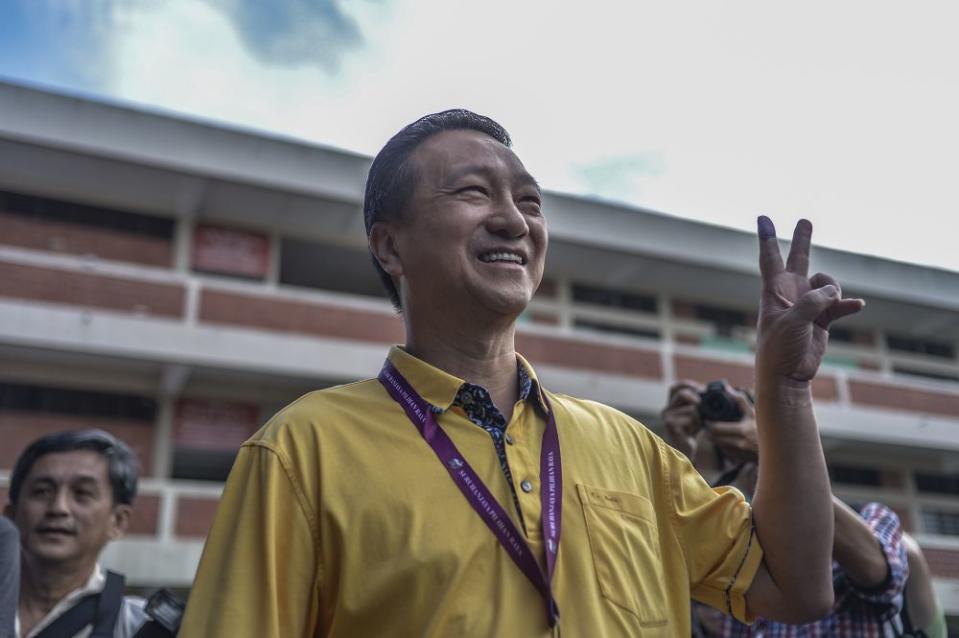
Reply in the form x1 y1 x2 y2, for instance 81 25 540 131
892 367 959 383
921 509 959 536
171 449 238 482
570 284 657 313
886 334 956 360
829 327 875 346
0 382 156 421
279 238 386 299
0 189 174 239
692 304 750 339
573 319 659 340
829 327 854 343
828 464 882 487
915 472 959 496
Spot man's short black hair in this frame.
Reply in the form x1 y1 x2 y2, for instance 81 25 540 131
8 430 139 507
363 109 512 311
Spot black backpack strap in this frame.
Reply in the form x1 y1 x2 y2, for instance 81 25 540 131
90 570 125 637
133 620 177 638
32 594 99 638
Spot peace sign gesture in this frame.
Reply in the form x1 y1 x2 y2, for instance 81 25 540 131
755 216 864 383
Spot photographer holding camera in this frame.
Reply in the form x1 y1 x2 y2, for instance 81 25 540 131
4 430 182 638
663 380 910 637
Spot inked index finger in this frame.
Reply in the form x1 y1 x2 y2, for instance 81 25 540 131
757 215 784 280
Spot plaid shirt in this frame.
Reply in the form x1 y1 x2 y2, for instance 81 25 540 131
694 502 908 638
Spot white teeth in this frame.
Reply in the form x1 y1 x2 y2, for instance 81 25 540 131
480 251 524 264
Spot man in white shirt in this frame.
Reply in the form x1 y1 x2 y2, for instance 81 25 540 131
4 430 149 638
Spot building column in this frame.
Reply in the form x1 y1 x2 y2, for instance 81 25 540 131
556 276 573 330
153 364 190 479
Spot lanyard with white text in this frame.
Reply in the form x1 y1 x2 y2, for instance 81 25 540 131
379 360 563 628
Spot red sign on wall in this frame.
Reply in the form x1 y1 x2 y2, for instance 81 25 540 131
174 398 260 451
192 224 270 279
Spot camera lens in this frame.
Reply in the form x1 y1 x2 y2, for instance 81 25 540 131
698 381 743 422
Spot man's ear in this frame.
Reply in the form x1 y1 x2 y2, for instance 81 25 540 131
109 504 132 540
369 222 404 279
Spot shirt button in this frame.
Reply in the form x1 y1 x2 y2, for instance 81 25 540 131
520 480 534 493
505 433 515 445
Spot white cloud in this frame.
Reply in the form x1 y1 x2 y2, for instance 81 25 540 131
101 0 959 271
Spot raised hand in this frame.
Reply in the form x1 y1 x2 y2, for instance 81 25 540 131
755 216 864 383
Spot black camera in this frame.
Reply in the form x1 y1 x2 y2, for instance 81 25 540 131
139 588 185 636
698 380 744 422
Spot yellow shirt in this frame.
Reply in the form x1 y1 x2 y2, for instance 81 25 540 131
180 347 763 637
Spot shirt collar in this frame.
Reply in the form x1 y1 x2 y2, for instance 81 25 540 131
516 352 550 415
387 346 550 415
387 346 468 412
16 564 105 638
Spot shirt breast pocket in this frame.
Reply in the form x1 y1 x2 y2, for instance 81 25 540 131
576 484 668 626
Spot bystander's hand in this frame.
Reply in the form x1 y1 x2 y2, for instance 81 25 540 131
706 385 759 464
661 381 705 459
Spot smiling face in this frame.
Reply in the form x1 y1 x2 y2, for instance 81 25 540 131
378 129 548 323
6 450 129 569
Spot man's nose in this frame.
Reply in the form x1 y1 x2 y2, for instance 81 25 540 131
487 195 529 239
47 488 71 516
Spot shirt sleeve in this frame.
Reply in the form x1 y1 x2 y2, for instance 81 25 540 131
179 442 322 638
117 596 149 638
0 516 20 638
837 502 908 619
659 438 764 624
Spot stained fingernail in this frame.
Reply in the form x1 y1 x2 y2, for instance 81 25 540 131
757 215 775 240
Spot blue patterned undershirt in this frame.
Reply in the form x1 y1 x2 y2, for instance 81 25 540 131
449 363 533 522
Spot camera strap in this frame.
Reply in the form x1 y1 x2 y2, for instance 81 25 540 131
33 570 124 638
91 570 125 637
379 359 562 629
710 461 747 489
31 595 97 638
133 620 178 637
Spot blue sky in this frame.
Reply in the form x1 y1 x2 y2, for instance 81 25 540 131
2 0 958 273
0 2 106 89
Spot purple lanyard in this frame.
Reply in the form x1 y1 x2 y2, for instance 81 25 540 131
379 360 563 628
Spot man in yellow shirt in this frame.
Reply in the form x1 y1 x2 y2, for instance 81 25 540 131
180 110 864 637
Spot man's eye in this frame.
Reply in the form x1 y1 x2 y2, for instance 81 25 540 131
458 185 488 196
520 196 543 210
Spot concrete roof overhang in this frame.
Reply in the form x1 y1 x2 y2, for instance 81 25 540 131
2 80 959 338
